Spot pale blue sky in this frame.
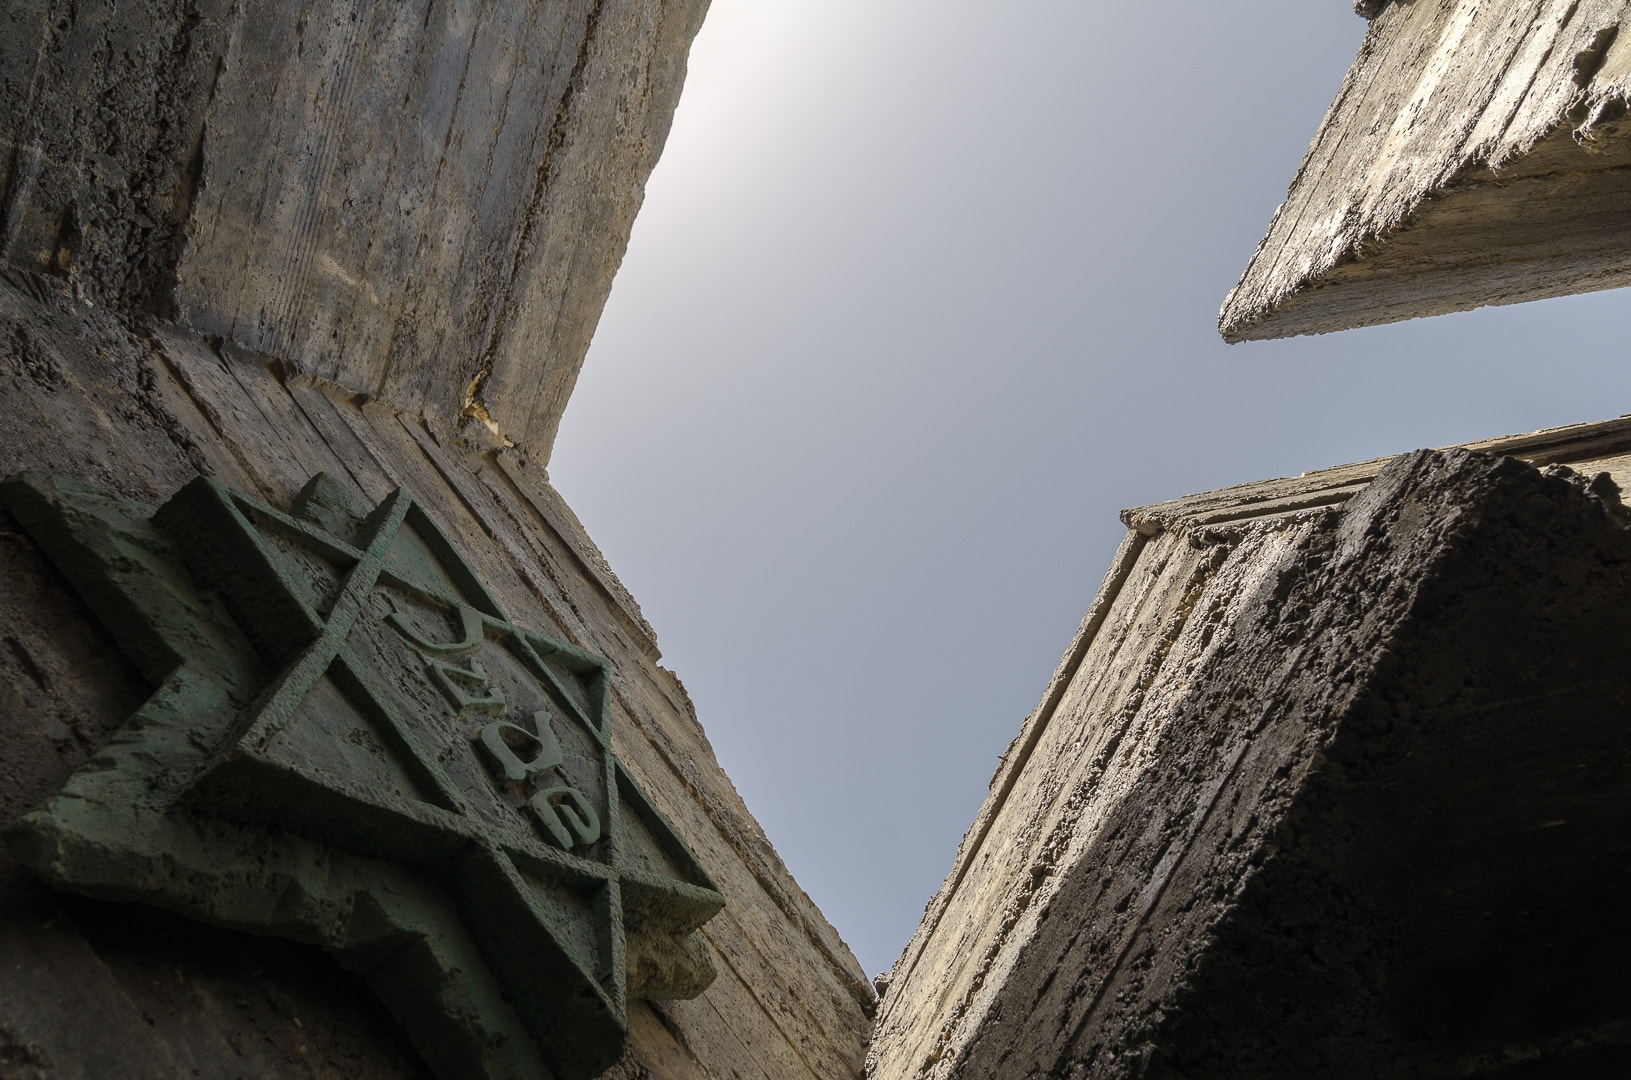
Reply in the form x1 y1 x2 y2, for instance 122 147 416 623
552 0 1631 976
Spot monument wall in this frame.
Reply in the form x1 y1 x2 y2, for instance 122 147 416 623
0 1 875 1077
870 417 1631 1078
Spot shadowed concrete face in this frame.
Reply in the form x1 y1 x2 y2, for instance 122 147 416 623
871 445 1631 1078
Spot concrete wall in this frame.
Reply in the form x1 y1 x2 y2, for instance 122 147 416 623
1 0 696 459
871 418 1631 1078
0 270 874 1078
0 0 875 1075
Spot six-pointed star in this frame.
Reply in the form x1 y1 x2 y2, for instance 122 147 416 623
2 471 724 1080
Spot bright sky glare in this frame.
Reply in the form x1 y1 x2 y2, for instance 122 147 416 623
552 0 1631 976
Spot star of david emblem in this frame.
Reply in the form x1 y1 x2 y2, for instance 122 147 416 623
0 471 724 1080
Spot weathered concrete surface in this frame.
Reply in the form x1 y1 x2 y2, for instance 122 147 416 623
0 270 875 1079
1221 0 1631 342
0 0 705 458
0 0 876 1073
871 435 1631 1078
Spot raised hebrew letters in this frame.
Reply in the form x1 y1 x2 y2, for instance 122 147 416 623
0 471 725 1080
533 786 604 849
479 712 567 788
475 711 603 850
426 656 508 714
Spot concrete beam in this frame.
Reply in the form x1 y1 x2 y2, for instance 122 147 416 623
1221 0 1631 342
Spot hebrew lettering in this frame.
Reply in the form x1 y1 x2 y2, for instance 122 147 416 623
426 657 506 714
477 711 566 789
531 787 602 849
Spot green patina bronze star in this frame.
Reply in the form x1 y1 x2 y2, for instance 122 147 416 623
1 471 723 1080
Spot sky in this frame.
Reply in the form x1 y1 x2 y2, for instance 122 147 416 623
550 0 1631 977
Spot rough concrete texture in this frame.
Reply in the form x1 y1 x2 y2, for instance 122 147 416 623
871 443 1631 1078
0 0 707 458
1221 0 1631 341
0 269 875 1079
